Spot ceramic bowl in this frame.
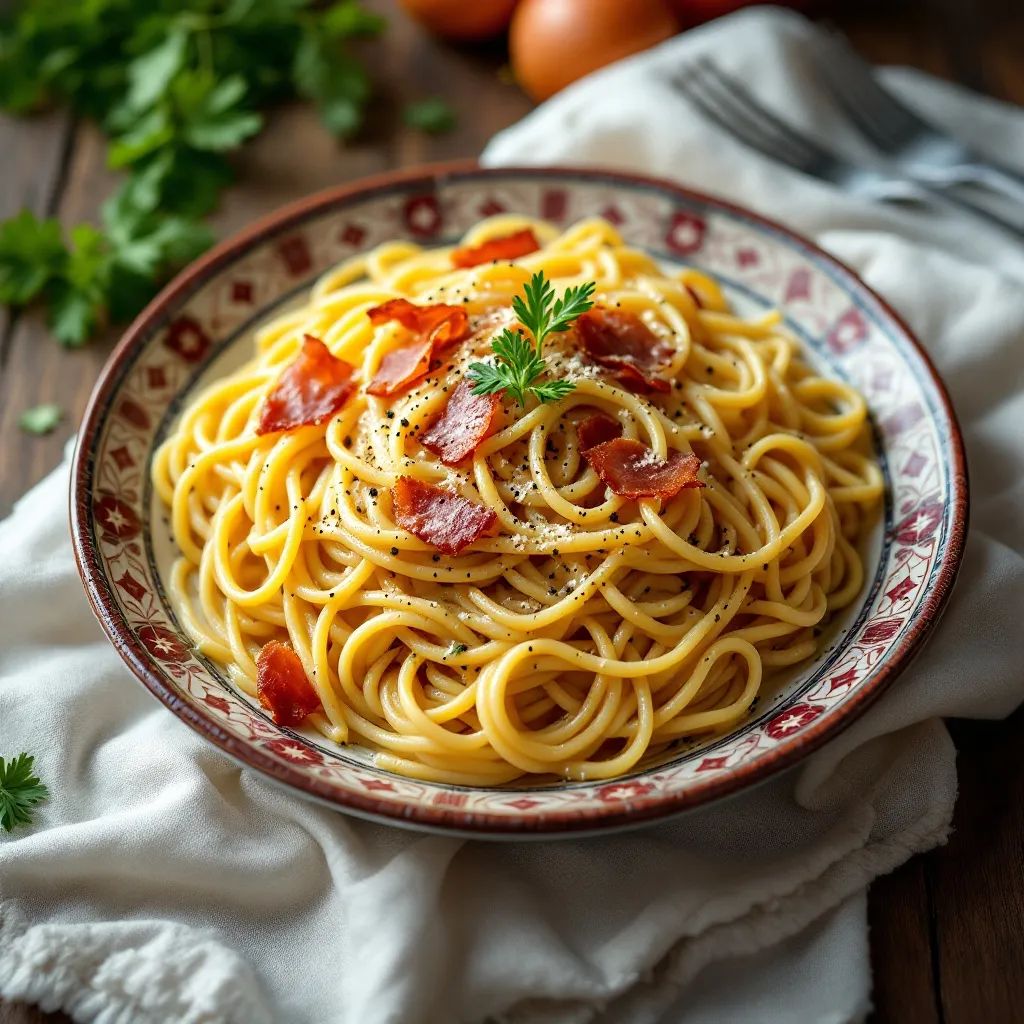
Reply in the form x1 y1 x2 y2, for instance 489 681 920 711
71 164 968 836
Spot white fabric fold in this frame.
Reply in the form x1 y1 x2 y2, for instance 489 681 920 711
2 9 1023 1023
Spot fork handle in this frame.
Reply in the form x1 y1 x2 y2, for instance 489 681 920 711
963 164 1024 206
928 185 1024 241
915 162 1024 207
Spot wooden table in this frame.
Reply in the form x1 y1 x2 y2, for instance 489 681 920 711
2 3 1022 1022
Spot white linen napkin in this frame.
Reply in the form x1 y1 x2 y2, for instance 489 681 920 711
3 9 1024 1023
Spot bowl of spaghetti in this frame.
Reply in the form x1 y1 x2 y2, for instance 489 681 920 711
72 164 967 836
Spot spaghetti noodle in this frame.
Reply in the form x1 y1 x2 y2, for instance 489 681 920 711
152 216 883 785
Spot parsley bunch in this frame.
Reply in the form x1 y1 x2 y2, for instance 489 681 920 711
0 204 212 345
469 271 596 407
0 753 49 833
0 0 385 346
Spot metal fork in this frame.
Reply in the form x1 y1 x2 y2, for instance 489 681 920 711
808 32 1024 208
670 60 1023 239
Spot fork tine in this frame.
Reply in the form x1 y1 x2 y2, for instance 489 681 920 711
670 58 1024 240
674 67 787 155
672 67 819 176
810 58 897 151
812 33 923 149
691 60 830 165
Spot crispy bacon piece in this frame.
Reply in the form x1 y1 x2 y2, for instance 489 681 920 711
577 413 623 452
451 229 541 269
366 299 470 397
420 378 502 465
584 438 704 500
367 299 469 350
257 335 356 435
392 477 497 555
576 307 674 394
366 337 434 398
256 641 321 726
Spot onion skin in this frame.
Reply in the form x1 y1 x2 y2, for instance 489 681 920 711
399 0 519 41
511 0 679 102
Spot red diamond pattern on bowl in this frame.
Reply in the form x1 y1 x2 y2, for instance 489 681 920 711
165 316 211 363
765 703 824 739
403 194 443 238
665 211 706 255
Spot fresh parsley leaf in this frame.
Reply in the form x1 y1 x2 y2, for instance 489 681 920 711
468 271 593 407
99 197 212 322
469 330 572 407
513 272 596 353
107 105 175 169
445 641 468 658
293 12 380 138
0 35 46 113
321 1 387 38
47 223 111 346
403 98 456 135
0 199 213 346
0 0 384 346
530 379 577 403
0 2 135 119
126 29 188 112
0 753 49 833
49 280 103 347
18 403 63 435
0 209 66 305
466 360 507 395
105 211 212 322
177 73 263 152
110 148 234 222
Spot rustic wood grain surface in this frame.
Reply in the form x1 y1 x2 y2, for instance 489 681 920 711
1 2 1022 1022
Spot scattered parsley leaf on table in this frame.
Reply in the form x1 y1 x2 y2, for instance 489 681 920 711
403 98 457 135
468 271 595 407
0 753 49 833
19 403 63 435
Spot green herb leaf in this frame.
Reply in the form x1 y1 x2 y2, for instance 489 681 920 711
529 378 577 404
0 753 49 833
468 271 592 407
293 21 375 138
18 403 63 436
0 0 384 346
49 281 103 347
403 98 456 135
126 29 188 112
321 1 387 38
513 272 596 353
110 149 234 222
177 73 263 152
0 210 67 305
48 223 113 346
107 106 175 169
444 641 468 658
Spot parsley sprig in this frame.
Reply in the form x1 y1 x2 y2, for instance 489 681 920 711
0 0 384 346
468 271 595 407
0 753 49 833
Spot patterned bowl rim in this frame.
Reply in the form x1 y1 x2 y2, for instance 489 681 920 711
70 161 969 837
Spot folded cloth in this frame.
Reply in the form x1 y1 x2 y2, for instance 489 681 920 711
3 9 1024 1024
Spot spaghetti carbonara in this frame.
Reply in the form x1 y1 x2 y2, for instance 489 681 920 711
153 216 882 785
